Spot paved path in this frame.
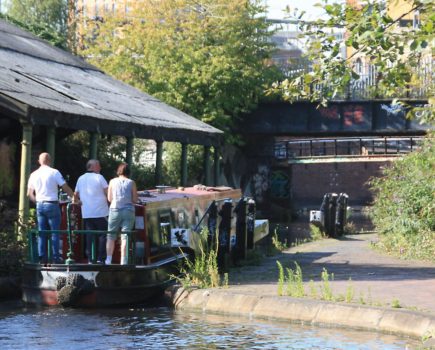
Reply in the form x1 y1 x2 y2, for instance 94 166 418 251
228 233 435 314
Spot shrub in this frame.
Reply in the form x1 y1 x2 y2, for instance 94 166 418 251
369 136 435 262
0 208 26 276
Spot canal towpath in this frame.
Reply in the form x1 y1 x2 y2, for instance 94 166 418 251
229 233 435 314
170 233 435 341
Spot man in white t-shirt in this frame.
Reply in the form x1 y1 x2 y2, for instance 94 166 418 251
74 159 109 264
27 152 74 264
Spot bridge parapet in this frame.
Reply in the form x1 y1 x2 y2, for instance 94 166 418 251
274 136 424 163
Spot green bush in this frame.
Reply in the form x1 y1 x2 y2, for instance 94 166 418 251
369 136 435 262
0 208 25 277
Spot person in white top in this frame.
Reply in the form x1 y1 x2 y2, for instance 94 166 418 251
27 152 74 264
74 159 109 264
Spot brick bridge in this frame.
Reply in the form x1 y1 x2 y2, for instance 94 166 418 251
237 100 430 219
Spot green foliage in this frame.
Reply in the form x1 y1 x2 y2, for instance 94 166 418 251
82 0 282 142
2 0 68 49
0 142 15 197
345 278 354 303
162 143 205 187
270 0 434 122
0 208 25 276
308 279 318 298
269 229 288 255
276 260 285 296
320 267 334 301
309 224 325 241
285 262 305 298
56 131 156 190
175 228 223 289
369 136 435 262
391 298 401 308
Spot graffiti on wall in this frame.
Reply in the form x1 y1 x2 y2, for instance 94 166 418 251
343 104 366 127
381 102 405 116
251 165 269 203
319 105 340 120
270 170 290 199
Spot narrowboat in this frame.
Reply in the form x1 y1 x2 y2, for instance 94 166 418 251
21 185 269 307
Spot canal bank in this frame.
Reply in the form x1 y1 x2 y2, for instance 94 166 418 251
168 233 435 343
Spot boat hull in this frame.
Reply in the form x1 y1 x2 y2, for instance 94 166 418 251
22 254 185 307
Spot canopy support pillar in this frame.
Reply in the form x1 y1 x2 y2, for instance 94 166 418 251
46 126 56 165
18 122 33 239
126 137 134 165
155 141 163 186
203 145 211 186
180 143 188 187
213 146 220 186
89 132 99 159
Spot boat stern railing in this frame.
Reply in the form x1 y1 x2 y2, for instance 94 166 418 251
26 229 136 265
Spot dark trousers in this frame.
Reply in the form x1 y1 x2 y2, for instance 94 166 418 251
83 217 107 262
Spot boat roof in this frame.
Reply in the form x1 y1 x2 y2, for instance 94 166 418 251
0 19 223 146
137 186 240 204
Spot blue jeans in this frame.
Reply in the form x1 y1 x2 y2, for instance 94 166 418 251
36 202 61 261
84 217 107 262
108 208 135 241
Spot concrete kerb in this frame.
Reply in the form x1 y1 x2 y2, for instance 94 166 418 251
167 286 435 340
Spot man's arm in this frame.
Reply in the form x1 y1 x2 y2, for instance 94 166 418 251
27 187 36 203
61 183 74 199
73 191 82 205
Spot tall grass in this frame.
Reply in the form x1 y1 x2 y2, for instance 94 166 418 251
174 228 223 289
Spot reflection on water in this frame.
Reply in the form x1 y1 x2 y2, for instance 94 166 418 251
0 301 418 349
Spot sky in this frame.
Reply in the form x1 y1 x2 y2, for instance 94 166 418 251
263 0 327 20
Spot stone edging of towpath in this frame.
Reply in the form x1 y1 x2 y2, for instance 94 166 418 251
166 286 435 341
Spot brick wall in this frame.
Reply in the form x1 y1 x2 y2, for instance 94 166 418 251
290 160 392 208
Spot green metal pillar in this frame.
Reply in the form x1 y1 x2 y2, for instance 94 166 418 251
155 140 163 186
203 145 211 186
89 132 99 159
18 123 33 239
180 143 188 187
46 126 56 165
126 137 134 165
213 146 220 186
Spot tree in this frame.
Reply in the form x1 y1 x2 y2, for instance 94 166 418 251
81 0 281 140
6 0 69 49
270 0 434 123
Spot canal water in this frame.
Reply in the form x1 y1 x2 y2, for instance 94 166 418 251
0 301 419 349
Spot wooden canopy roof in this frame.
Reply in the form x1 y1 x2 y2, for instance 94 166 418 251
0 19 223 146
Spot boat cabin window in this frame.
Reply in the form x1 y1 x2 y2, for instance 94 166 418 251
158 212 171 247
